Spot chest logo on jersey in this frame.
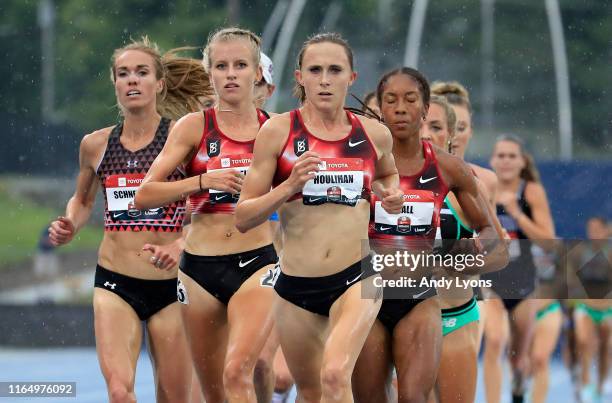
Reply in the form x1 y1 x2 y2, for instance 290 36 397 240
348 139 366 148
207 153 252 204
126 160 139 168
374 190 435 236
207 138 221 157
294 136 308 157
303 158 364 207
105 174 164 221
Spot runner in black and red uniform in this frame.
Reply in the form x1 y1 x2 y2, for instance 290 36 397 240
135 28 278 403
48 38 210 402
351 67 508 403
235 33 404 402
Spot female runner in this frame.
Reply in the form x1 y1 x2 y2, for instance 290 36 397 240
235 33 404 402
352 68 507 403
49 38 209 403
485 135 555 403
135 28 277 403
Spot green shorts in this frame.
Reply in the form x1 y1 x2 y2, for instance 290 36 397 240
441 297 480 336
576 303 612 325
536 301 562 321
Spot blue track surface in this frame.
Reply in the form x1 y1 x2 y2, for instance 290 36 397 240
0 347 609 402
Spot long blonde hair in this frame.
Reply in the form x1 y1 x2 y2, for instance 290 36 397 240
110 37 212 119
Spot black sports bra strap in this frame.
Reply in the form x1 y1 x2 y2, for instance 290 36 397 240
109 121 123 139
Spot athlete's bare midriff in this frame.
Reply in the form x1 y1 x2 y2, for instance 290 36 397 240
187 213 273 256
98 231 181 280
278 199 370 277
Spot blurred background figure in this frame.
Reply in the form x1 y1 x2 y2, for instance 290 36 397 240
568 216 611 403
32 226 60 302
254 51 276 109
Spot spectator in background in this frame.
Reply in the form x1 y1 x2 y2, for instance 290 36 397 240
33 226 60 303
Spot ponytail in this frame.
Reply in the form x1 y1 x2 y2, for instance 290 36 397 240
111 37 213 120
159 47 214 120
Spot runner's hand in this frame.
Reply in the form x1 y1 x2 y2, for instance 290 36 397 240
381 188 403 214
285 151 322 193
142 242 181 271
201 170 244 193
48 216 75 246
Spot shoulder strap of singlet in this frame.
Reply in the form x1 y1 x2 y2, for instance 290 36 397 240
257 109 270 124
517 179 526 200
422 140 436 166
109 121 123 139
204 108 215 132
156 117 171 140
290 109 302 132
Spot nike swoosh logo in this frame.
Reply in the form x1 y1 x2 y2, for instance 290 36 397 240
215 195 228 201
113 212 125 219
238 256 259 268
346 273 362 285
348 139 366 148
379 226 392 231
413 287 432 299
308 197 323 202
419 176 437 184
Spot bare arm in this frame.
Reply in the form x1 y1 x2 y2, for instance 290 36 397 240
471 163 498 208
49 131 105 245
134 113 242 210
235 117 321 232
476 178 506 240
365 119 403 214
516 182 555 244
442 155 509 274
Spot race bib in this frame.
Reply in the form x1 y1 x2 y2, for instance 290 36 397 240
105 174 164 221
207 154 252 204
302 158 364 207
374 190 435 236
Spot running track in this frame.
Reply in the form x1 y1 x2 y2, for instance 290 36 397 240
0 348 609 402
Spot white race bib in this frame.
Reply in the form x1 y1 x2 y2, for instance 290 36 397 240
303 158 364 207
207 154 252 203
374 190 435 236
105 174 165 221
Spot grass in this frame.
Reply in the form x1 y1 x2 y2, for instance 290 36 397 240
0 188 102 268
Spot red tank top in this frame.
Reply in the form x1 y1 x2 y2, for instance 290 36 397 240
369 141 448 247
186 108 269 214
96 117 186 232
272 109 377 206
